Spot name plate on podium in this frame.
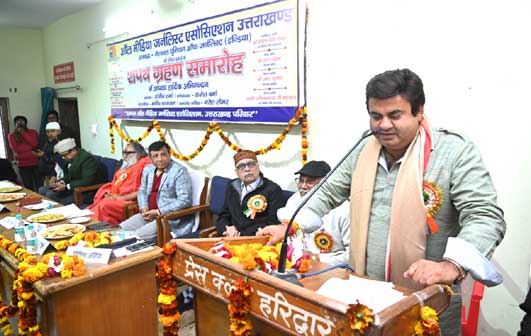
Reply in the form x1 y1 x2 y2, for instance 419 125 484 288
171 237 450 336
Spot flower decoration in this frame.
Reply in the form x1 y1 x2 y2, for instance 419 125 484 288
414 306 440 336
0 234 87 336
228 278 253 336
347 300 374 335
213 241 311 274
157 241 180 336
314 230 333 253
423 181 443 234
108 105 309 163
53 231 113 250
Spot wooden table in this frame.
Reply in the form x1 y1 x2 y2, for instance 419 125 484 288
172 236 451 336
0 187 162 336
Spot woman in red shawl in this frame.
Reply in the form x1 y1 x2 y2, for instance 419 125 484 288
88 142 151 225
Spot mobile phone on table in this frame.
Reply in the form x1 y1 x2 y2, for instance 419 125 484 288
125 241 151 252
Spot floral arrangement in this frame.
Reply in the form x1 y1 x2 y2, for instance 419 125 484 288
414 306 440 336
54 231 114 250
228 278 253 336
0 234 86 336
346 300 374 335
108 106 308 164
211 241 311 274
157 242 180 336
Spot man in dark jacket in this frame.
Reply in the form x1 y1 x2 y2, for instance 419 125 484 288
216 150 286 237
39 138 105 204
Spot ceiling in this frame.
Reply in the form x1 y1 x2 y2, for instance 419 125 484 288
0 0 102 29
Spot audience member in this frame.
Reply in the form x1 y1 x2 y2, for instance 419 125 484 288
119 141 192 243
88 142 151 225
34 122 65 181
216 150 286 237
278 160 350 265
39 138 105 204
7 115 41 191
0 159 18 183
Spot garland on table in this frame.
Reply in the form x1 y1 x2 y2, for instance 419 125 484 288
346 300 374 335
414 306 440 336
227 278 252 336
157 242 180 336
0 234 86 336
54 231 114 250
108 106 308 163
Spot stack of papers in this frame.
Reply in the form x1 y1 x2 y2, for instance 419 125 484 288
316 275 406 313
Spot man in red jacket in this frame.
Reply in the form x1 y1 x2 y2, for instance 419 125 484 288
7 116 41 191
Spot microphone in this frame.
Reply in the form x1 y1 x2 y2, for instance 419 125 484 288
271 129 378 285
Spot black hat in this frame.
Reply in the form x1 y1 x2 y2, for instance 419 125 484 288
295 160 331 178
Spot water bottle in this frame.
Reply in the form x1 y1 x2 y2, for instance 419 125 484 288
25 222 38 254
14 213 26 244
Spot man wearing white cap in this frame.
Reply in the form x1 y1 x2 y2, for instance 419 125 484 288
40 138 105 204
34 122 64 179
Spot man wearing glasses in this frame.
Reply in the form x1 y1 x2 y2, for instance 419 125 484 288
87 141 151 225
277 160 350 265
216 150 286 237
41 138 105 204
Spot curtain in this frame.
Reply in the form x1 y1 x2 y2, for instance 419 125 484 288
40 87 55 132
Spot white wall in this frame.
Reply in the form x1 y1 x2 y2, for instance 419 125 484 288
41 0 530 334
0 28 45 130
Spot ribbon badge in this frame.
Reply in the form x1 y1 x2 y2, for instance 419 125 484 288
423 181 443 234
114 172 128 186
314 229 333 253
244 195 268 220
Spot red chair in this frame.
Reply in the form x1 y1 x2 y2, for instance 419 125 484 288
462 280 485 336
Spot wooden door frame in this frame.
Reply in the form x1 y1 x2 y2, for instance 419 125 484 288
0 98 13 161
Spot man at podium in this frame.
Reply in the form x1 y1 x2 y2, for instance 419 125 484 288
260 68 506 335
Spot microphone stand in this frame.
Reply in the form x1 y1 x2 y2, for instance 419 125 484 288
271 130 376 286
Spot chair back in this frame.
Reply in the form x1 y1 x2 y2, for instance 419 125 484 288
209 176 232 215
189 171 209 232
282 189 294 203
461 280 485 336
99 156 120 183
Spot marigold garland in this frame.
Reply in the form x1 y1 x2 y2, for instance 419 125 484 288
227 278 253 336
157 242 180 336
414 306 440 336
108 106 308 164
0 234 86 336
346 300 374 335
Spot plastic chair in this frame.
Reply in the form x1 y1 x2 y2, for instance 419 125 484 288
461 280 485 336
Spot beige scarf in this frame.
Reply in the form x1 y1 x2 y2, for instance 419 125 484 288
349 120 431 290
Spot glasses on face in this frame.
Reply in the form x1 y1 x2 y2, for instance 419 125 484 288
122 150 136 156
236 161 258 171
295 177 321 187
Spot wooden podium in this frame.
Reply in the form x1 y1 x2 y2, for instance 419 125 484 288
172 237 451 336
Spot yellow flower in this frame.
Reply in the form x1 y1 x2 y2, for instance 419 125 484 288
158 293 176 305
61 269 73 279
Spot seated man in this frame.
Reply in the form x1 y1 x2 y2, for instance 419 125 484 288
34 122 65 182
0 158 18 183
40 138 105 204
119 141 192 243
88 141 151 225
216 150 286 237
278 160 350 265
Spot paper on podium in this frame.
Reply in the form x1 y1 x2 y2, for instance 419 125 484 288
316 275 406 313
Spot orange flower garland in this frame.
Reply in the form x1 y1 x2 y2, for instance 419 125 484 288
228 278 253 336
108 105 308 163
414 306 440 336
0 234 86 336
157 242 180 336
346 300 374 335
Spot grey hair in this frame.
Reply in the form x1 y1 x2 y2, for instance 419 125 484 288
128 141 148 158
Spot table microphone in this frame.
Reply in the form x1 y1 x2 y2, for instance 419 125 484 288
271 128 379 286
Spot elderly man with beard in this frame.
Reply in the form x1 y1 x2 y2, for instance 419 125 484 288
119 141 192 243
216 150 286 237
88 142 151 225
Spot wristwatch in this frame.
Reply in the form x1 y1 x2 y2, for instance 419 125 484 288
443 257 467 284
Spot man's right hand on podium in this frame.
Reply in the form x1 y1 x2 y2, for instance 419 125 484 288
257 223 288 246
